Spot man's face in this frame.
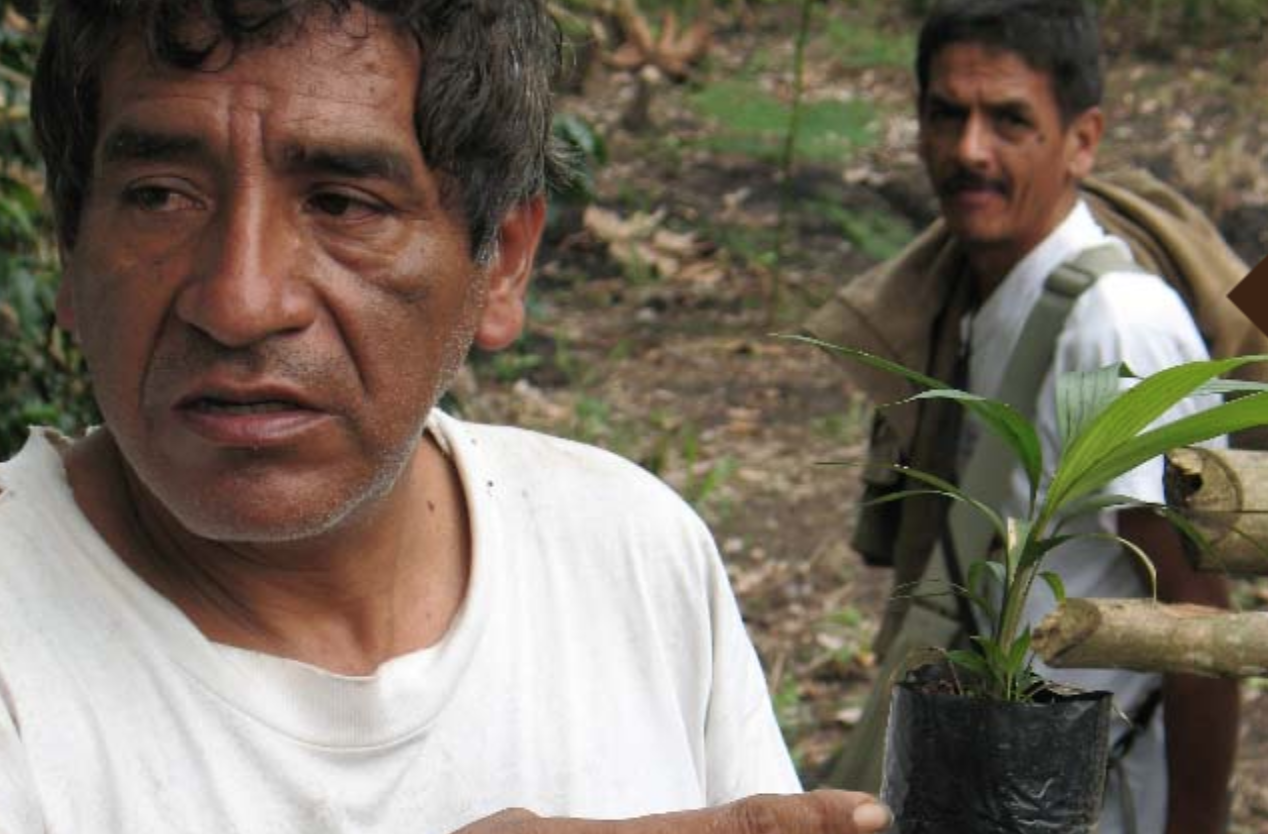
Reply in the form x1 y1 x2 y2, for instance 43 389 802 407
58 11 539 542
918 42 1101 271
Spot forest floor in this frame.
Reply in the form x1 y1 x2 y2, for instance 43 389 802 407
458 5 1268 830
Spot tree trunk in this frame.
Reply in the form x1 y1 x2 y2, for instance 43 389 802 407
1033 598 1268 678
1164 447 1268 575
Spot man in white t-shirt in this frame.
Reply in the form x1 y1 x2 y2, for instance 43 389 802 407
0 2 894 833
809 1 1238 832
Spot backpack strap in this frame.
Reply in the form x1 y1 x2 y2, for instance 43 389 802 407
945 242 1136 623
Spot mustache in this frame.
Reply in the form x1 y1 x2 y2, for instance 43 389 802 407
939 170 1009 197
145 331 351 401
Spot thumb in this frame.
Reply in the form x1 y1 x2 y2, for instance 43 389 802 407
723 791 892 834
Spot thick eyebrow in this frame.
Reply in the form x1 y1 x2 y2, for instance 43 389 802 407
98 127 420 190
924 92 1036 120
923 92 965 114
100 125 210 167
279 142 419 188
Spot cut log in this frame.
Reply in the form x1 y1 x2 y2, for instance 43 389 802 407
1164 447 1268 575
1033 598 1268 678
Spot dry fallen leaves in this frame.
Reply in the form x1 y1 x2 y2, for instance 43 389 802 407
607 0 712 81
582 205 723 284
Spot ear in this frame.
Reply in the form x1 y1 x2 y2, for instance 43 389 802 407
1064 106 1104 181
473 195 546 352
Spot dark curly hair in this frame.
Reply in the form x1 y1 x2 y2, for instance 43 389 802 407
917 0 1103 124
31 0 569 257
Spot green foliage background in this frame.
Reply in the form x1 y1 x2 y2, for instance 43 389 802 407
1 4 96 460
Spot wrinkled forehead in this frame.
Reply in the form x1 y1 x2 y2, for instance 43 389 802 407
923 40 1055 100
96 5 420 113
92 12 424 156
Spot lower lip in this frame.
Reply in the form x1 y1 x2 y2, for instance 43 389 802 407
175 406 332 448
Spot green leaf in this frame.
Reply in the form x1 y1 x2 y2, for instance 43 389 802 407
1052 492 1147 531
947 648 991 677
894 465 1008 547
553 112 607 163
1015 669 1047 702
859 488 959 508
890 583 996 629
1007 629 1033 672
779 334 949 392
909 389 1043 506
782 335 1049 505
1047 356 1268 512
891 580 964 602
1056 363 1127 447
1062 392 1268 506
1075 532 1159 598
968 559 1006 599
1038 571 1066 604
1028 534 1077 561
950 580 999 624
971 635 1012 683
1189 379 1268 398
1150 505 1219 565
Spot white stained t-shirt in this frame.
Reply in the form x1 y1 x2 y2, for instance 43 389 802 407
0 411 799 834
962 200 1219 834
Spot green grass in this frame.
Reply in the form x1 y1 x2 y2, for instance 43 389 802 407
687 78 880 164
823 16 914 70
708 221 780 273
813 201 915 262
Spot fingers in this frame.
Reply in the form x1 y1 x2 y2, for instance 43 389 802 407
454 792 892 834
725 791 892 834
599 791 891 834
451 807 541 834
849 797 893 833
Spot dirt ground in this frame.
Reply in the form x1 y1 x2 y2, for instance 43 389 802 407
459 7 1268 830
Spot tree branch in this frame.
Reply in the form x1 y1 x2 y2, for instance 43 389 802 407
1033 598 1268 677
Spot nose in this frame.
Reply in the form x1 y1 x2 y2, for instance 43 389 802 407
955 112 991 170
174 190 316 348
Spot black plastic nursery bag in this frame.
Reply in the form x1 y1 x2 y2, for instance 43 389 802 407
881 680 1112 833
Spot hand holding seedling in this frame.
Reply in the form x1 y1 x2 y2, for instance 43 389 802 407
453 792 893 834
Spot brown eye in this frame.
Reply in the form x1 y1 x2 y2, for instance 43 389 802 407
925 99 964 125
124 185 199 212
995 110 1032 136
307 191 387 221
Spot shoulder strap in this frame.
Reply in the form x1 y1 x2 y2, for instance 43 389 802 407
944 242 1133 623
1002 243 1137 419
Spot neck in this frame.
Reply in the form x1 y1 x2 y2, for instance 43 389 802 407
966 247 1020 301
965 190 1081 303
65 430 470 676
